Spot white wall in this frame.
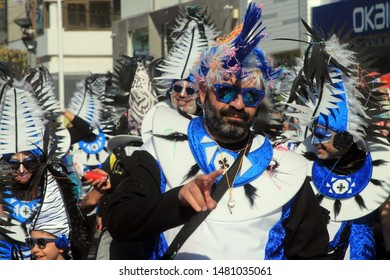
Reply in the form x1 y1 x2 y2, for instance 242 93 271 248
121 0 152 18
36 29 113 73
121 0 194 17
246 0 337 56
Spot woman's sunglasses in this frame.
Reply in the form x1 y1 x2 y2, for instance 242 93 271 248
25 238 57 249
213 84 265 107
6 158 38 172
172 84 196 95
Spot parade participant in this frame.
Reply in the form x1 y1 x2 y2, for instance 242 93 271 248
27 230 69 260
0 64 47 259
141 5 220 142
0 151 43 259
0 62 81 260
286 20 390 259
107 2 329 260
26 169 72 260
91 136 145 260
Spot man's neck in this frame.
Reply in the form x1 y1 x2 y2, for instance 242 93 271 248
320 143 366 175
215 133 252 152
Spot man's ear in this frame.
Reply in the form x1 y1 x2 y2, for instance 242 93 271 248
198 82 206 104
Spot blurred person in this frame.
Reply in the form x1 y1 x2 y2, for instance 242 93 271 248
141 6 220 142
288 21 390 259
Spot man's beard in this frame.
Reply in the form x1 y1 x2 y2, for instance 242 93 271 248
203 94 256 141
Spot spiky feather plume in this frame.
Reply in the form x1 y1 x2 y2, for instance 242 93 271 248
25 65 62 113
155 5 220 94
67 74 105 128
0 79 47 154
29 172 70 239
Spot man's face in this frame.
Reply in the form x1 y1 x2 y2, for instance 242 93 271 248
170 80 198 114
312 125 348 160
199 70 264 142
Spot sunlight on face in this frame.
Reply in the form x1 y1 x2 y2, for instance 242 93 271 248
170 80 198 114
9 152 37 185
30 231 65 260
200 68 264 142
312 125 348 160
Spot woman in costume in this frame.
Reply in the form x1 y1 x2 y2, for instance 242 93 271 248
0 63 49 259
0 63 80 260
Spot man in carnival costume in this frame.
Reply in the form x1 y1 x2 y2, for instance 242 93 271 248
287 21 390 259
107 2 329 260
141 5 220 142
92 5 220 260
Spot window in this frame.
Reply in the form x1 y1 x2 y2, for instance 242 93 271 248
133 28 149 56
68 3 87 28
90 1 110 28
64 0 119 30
113 0 120 22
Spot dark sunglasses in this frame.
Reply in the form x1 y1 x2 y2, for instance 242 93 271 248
7 158 38 172
213 84 265 107
25 238 57 249
172 84 196 95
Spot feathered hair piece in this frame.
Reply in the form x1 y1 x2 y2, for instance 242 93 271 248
67 74 105 128
0 65 47 155
25 65 62 113
283 20 390 150
155 5 220 94
191 2 280 89
29 172 70 239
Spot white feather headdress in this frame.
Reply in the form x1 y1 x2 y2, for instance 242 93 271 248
29 172 70 239
25 65 62 113
67 74 106 129
284 21 389 150
0 74 47 155
155 5 220 94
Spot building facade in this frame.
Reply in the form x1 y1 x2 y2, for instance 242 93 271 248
7 0 120 106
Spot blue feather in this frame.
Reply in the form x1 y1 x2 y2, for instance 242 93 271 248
232 2 266 63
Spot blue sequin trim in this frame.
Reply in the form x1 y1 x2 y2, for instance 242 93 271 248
349 222 375 260
187 117 273 186
312 153 373 199
264 198 294 260
147 160 169 259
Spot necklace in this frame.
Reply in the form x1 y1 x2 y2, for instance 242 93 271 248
217 140 250 214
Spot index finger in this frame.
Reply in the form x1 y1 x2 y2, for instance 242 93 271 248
208 169 224 182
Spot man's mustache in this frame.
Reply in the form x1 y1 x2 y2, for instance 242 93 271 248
221 107 249 120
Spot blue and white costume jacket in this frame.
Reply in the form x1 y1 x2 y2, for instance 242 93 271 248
107 106 329 259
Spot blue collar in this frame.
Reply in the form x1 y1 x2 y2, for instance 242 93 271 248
187 117 273 186
312 153 373 199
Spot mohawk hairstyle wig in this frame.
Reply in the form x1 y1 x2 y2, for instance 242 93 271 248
190 2 281 90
